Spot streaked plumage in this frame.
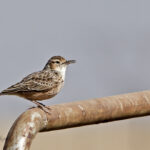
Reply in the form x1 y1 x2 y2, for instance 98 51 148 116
0 56 75 112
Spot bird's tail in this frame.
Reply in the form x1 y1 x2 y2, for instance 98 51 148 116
0 92 5 96
0 90 10 96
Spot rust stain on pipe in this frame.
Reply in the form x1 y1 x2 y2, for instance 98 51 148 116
3 90 150 150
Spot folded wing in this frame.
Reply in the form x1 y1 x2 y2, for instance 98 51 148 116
0 70 62 94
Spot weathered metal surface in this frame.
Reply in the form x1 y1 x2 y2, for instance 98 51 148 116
3 90 150 150
3 109 47 150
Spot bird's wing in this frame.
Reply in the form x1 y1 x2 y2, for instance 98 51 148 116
1 70 62 94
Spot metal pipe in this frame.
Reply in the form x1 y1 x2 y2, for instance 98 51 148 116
3 90 150 150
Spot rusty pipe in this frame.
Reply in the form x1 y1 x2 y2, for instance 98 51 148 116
3 90 150 150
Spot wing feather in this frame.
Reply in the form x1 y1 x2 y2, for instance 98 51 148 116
1 70 62 94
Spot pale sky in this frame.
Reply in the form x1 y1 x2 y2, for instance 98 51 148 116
0 1 150 145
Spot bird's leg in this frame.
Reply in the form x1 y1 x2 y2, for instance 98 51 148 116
37 101 51 110
36 101 46 107
32 101 51 114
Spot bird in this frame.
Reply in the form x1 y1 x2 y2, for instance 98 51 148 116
0 56 76 113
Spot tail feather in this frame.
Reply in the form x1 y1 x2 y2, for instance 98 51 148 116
0 91 8 96
0 89 17 95
0 91 7 95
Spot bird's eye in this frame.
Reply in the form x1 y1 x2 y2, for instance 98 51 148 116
56 61 60 64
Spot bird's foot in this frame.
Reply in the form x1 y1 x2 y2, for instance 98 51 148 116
32 101 51 114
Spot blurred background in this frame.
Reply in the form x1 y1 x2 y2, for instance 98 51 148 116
0 0 150 149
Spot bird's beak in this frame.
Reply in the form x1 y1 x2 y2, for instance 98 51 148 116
65 60 76 65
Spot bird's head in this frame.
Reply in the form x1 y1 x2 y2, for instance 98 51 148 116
43 56 76 77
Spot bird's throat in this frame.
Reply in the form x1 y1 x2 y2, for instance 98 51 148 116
55 66 67 80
